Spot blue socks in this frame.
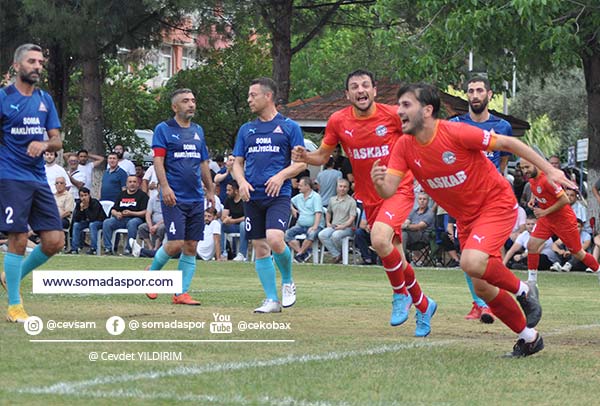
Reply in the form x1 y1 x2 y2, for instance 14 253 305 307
178 254 196 295
255 256 278 301
273 246 293 284
5 253 23 305
464 273 488 308
150 246 171 271
20 245 49 280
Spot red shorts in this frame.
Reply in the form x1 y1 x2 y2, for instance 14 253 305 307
363 189 414 238
458 203 517 257
532 210 581 252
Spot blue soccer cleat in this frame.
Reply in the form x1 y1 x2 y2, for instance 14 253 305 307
390 293 412 326
415 297 437 337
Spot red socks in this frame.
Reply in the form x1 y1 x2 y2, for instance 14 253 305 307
481 257 521 294
486 289 526 333
381 249 408 295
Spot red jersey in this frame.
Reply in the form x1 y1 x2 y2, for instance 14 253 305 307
322 103 414 206
528 171 566 210
387 120 516 224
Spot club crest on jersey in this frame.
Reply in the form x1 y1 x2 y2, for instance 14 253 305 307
38 102 47 112
442 151 456 164
194 133 200 140
375 125 388 137
273 125 283 134
537 186 542 194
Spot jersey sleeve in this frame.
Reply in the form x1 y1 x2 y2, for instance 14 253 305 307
322 114 342 148
43 93 61 130
232 125 246 158
152 122 168 150
454 122 496 152
386 136 409 178
288 121 305 148
197 125 210 161
543 175 564 198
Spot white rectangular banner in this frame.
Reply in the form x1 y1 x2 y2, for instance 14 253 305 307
32 271 182 294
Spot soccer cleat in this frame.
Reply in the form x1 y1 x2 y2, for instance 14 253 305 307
550 262 562 272
390 292 412 326
415 297 437 337
281 282 297 308
517 281 542 328
479 306 495 324
504 333 544 358
561 262 572 272
465 302 482 320
254 299 282 313
144 265 158 300
129 238 142 257
6 304 29 323
172 293 201 305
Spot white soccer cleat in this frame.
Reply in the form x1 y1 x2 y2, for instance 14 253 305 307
254 299 282 313
281 282 296 308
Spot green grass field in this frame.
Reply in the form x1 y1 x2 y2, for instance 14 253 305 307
1 253 600 405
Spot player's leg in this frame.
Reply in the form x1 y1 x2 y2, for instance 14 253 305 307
463 274 492 322
526 218 554 284
555 219 600 273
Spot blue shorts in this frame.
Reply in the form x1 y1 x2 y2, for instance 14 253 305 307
161 201 205 242
244 196 291 240
0 179 62 233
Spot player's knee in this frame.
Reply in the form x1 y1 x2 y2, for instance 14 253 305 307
370 233 389 254
460 255 486 277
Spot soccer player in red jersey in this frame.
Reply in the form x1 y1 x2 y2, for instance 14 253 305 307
520 158 599 282
292 70 435 337
372 83 576 356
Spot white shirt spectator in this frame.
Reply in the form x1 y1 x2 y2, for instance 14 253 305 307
46 163 72 194
78 161 94 189
69 168 87 200
117 158 136 175
142 165 159 201
196 219 221 260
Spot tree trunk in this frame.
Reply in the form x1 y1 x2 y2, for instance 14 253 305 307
582 49 600 224
47 44 70 123
264 0 293 105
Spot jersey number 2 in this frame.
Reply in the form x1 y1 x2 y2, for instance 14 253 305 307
4 207 14 224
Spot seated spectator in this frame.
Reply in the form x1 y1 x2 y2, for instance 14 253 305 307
221 180 248 261
135 163 145 187
318 178 357 263
66 155 86 202
141 164 159 201
136 189 165 251
566 188 592 234
402 192 434 264
285 177 323 263
70 187 106 254
434 208 460 267
505 204 527 251
315 157 342 207
102 175 148 255
196 207 222 261
45 151 72 194
503 216 555 270
291 168 311 197
354 210 378 265
101 152 128 203
550 218 592 272
53 176 75 230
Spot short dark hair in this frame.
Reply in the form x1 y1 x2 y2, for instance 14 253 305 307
345 69 376 90
397 83 441 118
77 149 89 155
107 152 118 159
229 180 239 190
250 77 277 100
205 207 217 216
324 157 335 169
79 187 91 195
467 76 491 92
170 88 194 103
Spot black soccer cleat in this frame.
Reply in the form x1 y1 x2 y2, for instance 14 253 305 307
504 333 544 358
516 281 542 328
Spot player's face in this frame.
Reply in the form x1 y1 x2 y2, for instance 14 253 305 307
345 75 376 113
15 50 44 85
519 159 538 178
467 81 491 115
397 92 425 135
44 151 56 164
247 84 271 115
566 189 577 204
172 92 196 121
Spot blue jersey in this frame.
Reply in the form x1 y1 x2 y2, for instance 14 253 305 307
153 119 209 203
450 113 513 170
233 113 304 200
0 84 61 183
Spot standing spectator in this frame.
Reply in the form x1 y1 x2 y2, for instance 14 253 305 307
102 175 148 255
232 77 306 313
214 154 235 204
315 157 342 207
136 189 165 251
512 168 526 202
332 144 353 183
112 144 136 175
318 178 357 263
291 168 311 197
0 43 64 322
401 192 434 265
53 176 75 230
100 152 128 203
354 210 378 265
195 207 222 261
285 176 323 263
44 151 72 194
64 149 104 189
70 187 105 255
135 163 145 187
144 88 215 305
141 164 159 201
66 155 86 201
221 180 248 261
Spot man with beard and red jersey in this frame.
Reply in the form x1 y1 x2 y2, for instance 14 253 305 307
520 157 599 282
372 82 577 356
292 70 436 337
449 76 513 323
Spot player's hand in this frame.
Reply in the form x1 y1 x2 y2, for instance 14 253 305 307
162 185 177 207
291 146 307 162
238 180 254 202
532 207 545 218
205 190 215 210
546 166 578 191
370 159 387 186
265 173 284 197
26 141 48 157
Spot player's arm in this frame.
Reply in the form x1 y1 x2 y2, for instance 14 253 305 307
27 128 62 157
233 156 254 202
492 133 577 190
153 152 175 207
200 160 215 209
291 144 335 166
265 161 308 198
533 193 568 218
371 159 403 199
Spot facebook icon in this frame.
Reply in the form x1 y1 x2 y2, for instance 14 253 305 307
105 316 125 335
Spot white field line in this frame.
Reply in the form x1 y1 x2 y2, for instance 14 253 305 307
18 340 456 395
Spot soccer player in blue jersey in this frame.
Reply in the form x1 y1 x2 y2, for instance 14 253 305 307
450 76 514 324
0 44 65 322
233 77 306 313
144 88 215 305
